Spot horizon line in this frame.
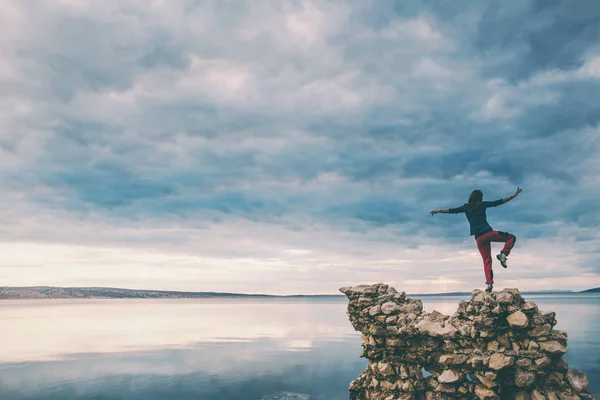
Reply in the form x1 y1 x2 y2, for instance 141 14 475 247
1 285 597 297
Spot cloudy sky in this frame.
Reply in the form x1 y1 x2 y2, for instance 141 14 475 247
1 0 599 294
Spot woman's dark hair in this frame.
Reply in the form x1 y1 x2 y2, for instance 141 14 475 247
466 189 483 212
468 190 483 203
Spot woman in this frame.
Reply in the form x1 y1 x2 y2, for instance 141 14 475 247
430 187 522 293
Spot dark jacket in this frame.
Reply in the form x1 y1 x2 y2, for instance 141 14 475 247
449 199 504 238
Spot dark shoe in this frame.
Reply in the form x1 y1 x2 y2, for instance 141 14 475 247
485 284 493 293
497 253 508 268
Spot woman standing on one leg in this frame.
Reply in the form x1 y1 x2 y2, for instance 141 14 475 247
430 187 522 293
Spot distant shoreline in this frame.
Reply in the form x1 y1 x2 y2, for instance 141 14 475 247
1 286 598 300
0 286 344 300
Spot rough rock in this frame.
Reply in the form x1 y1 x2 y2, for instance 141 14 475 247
536 356 552 368
516 391 531 400
438 369 461 383
531 390 547 400
378 361 394 376
508 310 529 328
487 341 499 352
518 358 533 368
529 341 540 350
558 395 581 400
381 301 399 315
369 305 381 316
475 384 499 399
540 341 568 356
340 284 594 400
514 369 536 387
439 354 469 365
567 369 589 393
489 353 514 370
475 372 497 389
415 318 457 338
496 292 513 304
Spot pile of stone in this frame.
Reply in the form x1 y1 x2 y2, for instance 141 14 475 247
340 283 593 400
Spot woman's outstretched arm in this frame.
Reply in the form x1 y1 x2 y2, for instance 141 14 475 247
430 209 448 215
485 187 523 208
431 205 465 215
502 187 523 203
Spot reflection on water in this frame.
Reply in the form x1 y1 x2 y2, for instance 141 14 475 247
0 298 355 363
0 294 598 399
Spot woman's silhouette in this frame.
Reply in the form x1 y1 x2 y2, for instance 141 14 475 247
430 187 522 292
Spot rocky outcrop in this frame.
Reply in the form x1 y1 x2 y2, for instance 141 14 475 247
340 283 594 400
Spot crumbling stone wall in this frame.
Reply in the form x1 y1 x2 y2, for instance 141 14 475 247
340 283 593 400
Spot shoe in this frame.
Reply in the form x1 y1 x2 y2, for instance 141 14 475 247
485 284 493 293
497 253 508 268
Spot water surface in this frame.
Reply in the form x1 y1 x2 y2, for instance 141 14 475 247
0 294 598 399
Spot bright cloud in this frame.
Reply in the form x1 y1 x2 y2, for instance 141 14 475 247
1 0 600 294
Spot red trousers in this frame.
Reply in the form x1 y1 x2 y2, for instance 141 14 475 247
475 230 516 284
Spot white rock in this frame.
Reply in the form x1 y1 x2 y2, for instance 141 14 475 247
507 311 529 328
438 369 461 383
415 319 458 338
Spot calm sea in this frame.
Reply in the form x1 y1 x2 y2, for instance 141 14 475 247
0 293 598 399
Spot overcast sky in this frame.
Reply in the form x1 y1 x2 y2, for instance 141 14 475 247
1 0 599 294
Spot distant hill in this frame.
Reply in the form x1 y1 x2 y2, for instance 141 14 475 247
0 286 342 300
0 286 596 300
582 287 600 293
521 290 574 294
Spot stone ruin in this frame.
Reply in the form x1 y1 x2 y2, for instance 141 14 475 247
340 283 594 400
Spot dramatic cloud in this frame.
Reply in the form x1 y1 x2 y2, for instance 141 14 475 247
1 0 599 294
